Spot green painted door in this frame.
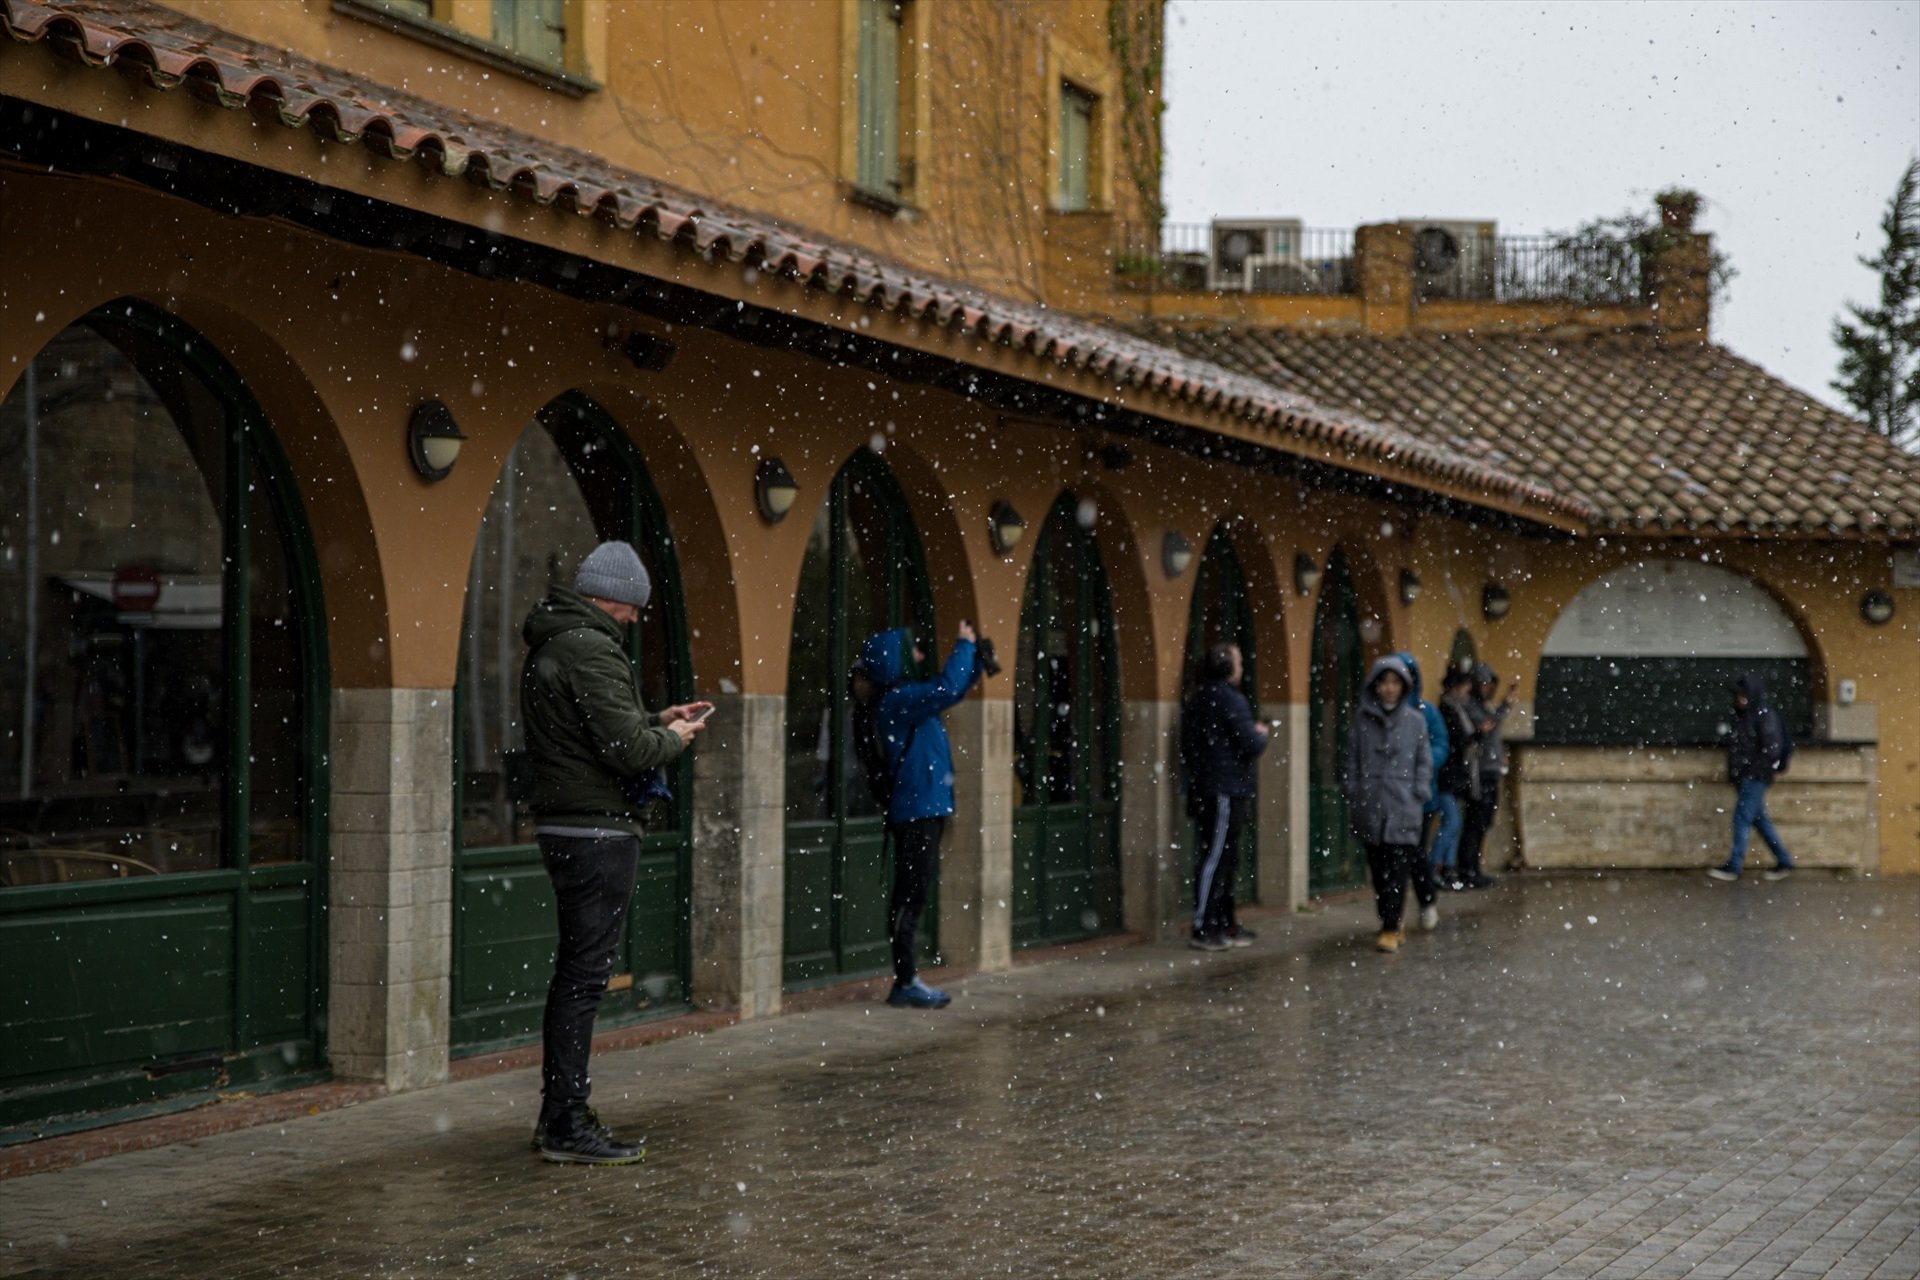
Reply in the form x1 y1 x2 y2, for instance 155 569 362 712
450 395 693 1054
1183 526 1260 905
0 305 328 1137
1309 550 1366 895
782 450 935 988
1012 496 1122 948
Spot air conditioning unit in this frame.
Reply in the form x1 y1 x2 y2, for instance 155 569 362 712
1209 219 1303 290
1401 218 1496 299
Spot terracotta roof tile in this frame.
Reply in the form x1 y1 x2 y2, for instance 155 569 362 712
1149 327 1920 537
0 0 1594 524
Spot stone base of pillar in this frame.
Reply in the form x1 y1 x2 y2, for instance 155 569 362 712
941 697 1014 973
327 687 453 1092
1120 700 1184 940
689 692 786 1020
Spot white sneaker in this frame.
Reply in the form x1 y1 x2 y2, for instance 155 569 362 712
1417 905 1439 932
1707 867 1739 882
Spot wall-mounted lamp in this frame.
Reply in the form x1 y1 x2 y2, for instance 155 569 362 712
1860 590 1895 626
1162 530 1194 578
1294 553 1322 597
407 399 466 482
1482 582 1511 621
988 501 1027 556
1398 569 1422 606
607 326 677 373
754 456 799 522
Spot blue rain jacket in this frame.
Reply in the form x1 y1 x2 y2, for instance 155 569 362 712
859 628 981 824
1396 651 1450 815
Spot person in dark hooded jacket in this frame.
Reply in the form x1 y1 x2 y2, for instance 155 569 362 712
857 621 983 1008
1344 654 1436 952
1179 642 1269 950
1709 673 1796 882
521 541 710 1164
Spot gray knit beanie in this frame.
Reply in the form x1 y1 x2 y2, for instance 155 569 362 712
574 541 652 608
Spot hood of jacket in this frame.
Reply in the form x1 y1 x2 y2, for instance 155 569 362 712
1363 654 1416 713
1393 651 1425 704
1733 672 1770 709
858 628 912 687
1472 661 1499 687
523 585 623 651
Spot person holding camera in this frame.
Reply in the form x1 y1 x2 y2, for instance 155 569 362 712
520 541 710 1164
1180 642 1269 951
853 621 988 1009
1455 663 1518 888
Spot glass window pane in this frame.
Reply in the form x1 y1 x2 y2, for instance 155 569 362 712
784 503 835 822
460 423 601 850
0 322 227 885
246 458 306 865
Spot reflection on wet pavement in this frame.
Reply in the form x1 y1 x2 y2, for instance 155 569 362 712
3 876 1915 1278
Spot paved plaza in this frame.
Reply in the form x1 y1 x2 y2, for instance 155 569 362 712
2 874 1915 1279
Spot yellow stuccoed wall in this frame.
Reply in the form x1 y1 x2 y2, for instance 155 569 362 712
154 0 1159 308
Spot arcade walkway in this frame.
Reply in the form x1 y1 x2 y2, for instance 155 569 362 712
3 875 1915 1279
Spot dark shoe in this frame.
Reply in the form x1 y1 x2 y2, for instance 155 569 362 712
533 1106 612 1151
1226 926 1257 947
539 1112 645 1165
1707 866 1740 882
1188 933 1229 953
1762 866 1794 882
1467 873 1497 889
886 978 952 1008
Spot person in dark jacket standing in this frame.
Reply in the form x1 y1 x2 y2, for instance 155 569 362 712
1709 673 1796 882
1395 652 1450 879
1454 662 1517 889
858 621 984 1008
522 541 709 1164
1344 654 1435 952
1180 643 1269 951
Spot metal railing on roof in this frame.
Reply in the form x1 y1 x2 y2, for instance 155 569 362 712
1116 223 1646 306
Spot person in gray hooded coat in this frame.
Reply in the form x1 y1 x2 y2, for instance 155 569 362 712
1344 654 1436 952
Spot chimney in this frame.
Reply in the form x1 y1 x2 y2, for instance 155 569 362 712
1644 192 1711 343
1354 223 1414 335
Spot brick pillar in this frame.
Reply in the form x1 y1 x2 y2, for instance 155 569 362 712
1644 231 1712 343
1120 699 1184 939
940 696 1013 973
1354 223 1415 335
327 687 453 1091
688 692 786 1019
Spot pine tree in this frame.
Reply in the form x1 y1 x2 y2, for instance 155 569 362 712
1832 158 1920 450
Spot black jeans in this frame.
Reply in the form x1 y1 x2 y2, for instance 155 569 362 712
1366 842 1434 931
538 834 640 1122
889 817 945 984
1456 777 1502 879
1190 793 1251 938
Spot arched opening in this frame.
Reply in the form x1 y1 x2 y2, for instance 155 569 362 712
1309 548 1366 895
782 448 935 987
1534 560 1815 745
0 302 328 1128
1012 493 1122 947
1184 524 1261 904
450 393 694 1053
1446 627 1478 682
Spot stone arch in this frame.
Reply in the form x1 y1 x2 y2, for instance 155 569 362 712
1534 557 1824 745
1055 480 1158 702
1197 512 1293 710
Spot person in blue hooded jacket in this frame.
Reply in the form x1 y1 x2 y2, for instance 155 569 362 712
1393 652 1451 883
856 621 983 1009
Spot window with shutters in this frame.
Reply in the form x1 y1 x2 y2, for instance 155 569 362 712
845 0 924 210
333 0 599 96
1058 83 1097 212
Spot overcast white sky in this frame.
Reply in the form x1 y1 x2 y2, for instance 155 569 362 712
1162 0 1920 411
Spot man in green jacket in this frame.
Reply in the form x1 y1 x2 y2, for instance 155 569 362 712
523 541 709 1164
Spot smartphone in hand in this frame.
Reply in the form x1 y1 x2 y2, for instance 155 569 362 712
690 704 716 724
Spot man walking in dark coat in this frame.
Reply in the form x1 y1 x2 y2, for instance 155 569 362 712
1180 642 1269 951
522 541 709 1164
1454 662 1517 888
858 621 984 1008
1709 673 1796 882
1344 654 1435 952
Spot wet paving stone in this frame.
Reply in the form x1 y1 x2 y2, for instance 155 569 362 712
2 875 1914 1278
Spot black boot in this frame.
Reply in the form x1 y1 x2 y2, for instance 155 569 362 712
538 1108 645 1165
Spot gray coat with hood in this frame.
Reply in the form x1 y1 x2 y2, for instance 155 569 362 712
1343 654 1433 846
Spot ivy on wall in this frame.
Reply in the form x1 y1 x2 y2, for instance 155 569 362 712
1107 0 1165 231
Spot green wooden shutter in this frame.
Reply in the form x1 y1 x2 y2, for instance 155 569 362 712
492 0 566 66
856 0 902 195
1058 84 1094 211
